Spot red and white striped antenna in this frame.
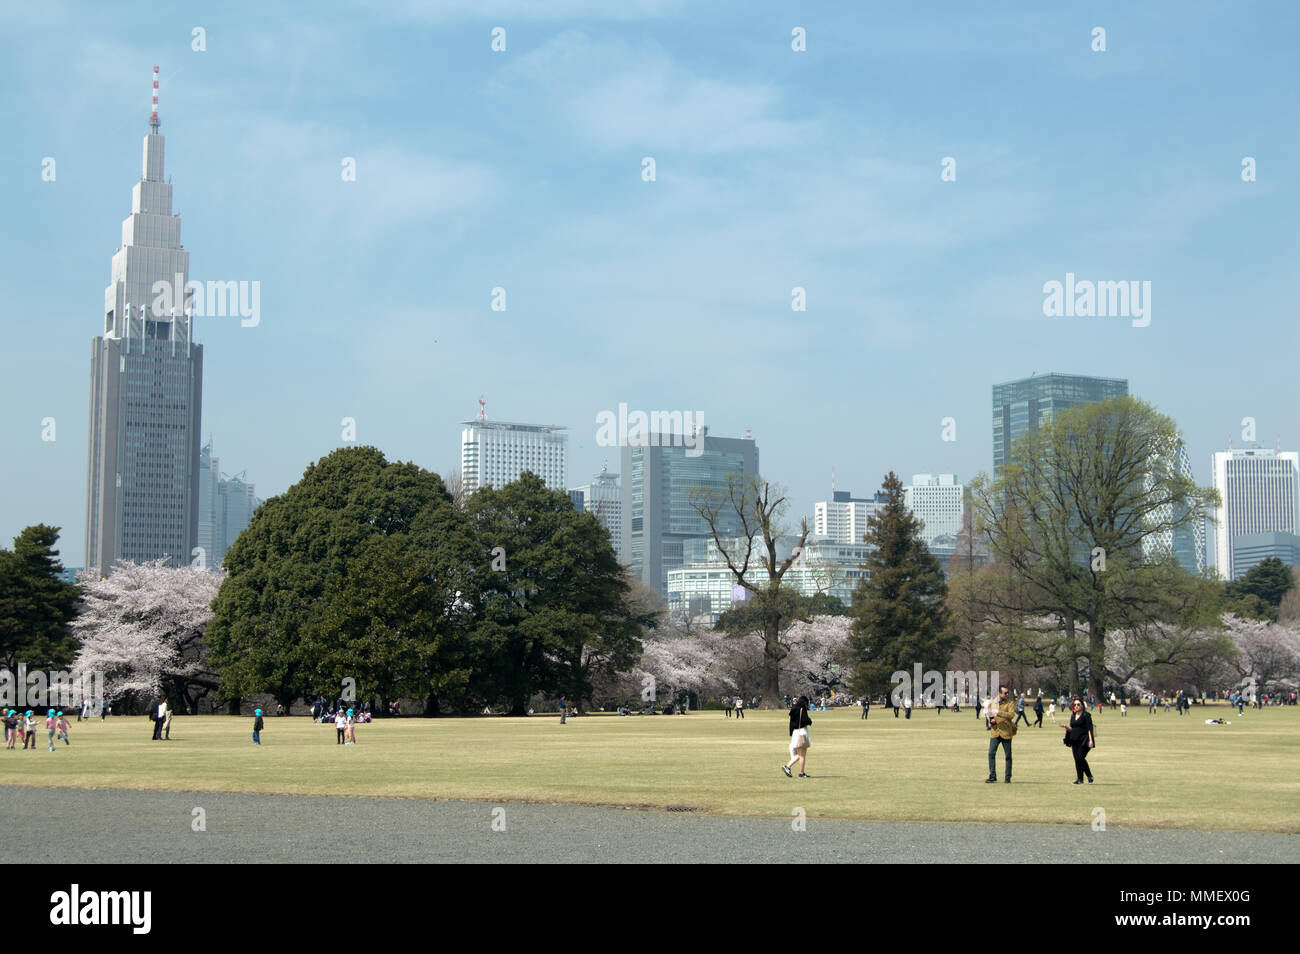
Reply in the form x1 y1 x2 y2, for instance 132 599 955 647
477 395 488 421
150 65 160 131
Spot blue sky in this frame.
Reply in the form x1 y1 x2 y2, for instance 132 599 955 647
2 0 1298 564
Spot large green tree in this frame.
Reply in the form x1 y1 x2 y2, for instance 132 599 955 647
846 473 951 697
970 396 1219 699
207 447 478 713
0 525 81 672
1222 557 1294 621
465 472 653 714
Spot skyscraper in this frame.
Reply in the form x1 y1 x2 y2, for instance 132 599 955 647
1211 447 1300 580
570 464 622 562
992 373 1127 473
1143 442 1207 575
622 430 759 596
197 439 260 571
813 490 886 545
460 402 568 495
903 474 964 545
85 68 203 572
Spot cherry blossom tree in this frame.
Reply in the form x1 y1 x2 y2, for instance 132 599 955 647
1223 614 1300 694
611 615 853 708
781 615 853 699
72 561 224 713
629 622 748 705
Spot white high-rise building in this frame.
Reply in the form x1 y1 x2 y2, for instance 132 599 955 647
814 490 884 545
571 465 622 561
460 405 567 495
666 534 872 624
1211 447 1300 580
904 475 964 545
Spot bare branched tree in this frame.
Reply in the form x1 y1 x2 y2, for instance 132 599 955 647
443 470 467 510
688 474 809 704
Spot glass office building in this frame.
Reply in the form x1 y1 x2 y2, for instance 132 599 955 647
622 431 759 596
992 373 1127 473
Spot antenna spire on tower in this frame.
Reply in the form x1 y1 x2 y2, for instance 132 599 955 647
477 395 487 422
150 65 160 131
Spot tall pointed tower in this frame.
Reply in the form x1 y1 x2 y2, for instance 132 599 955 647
85 66 203 572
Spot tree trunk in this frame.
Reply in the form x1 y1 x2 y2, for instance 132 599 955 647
762 615 783 705
1088 623 1106 702
423 692 439 716
1064 615 1079 694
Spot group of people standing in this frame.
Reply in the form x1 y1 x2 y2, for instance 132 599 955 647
4 709 71 751
333 708 359 744
722 696 752 718
984 686 1096 784
150 698 173 740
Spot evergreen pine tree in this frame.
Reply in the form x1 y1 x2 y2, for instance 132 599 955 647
847 473 952 698
0 525 81 672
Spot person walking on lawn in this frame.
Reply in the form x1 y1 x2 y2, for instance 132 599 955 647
782 696 813 778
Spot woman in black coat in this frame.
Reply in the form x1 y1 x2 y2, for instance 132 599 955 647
782 696 813 778
1059 696 1096 783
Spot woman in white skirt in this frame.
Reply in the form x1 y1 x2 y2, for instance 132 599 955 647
782 695 813 778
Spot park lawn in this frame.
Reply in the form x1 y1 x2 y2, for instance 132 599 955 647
2 704 1296 833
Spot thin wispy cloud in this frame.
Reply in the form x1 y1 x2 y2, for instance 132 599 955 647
498 31 819 152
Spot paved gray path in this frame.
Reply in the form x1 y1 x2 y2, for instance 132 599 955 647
3 786 1297 863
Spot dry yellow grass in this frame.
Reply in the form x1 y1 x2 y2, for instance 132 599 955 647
2 703 1295 832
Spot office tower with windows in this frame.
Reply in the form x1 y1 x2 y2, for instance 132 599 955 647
903 474 964 545
1211 447 1300 580
1143 442 1207 575
813 490 886 545
992 373 1127 473
86 68 202 571
622 430 759 596
197 440 260 570
570 464 622 561
460 403 567 495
